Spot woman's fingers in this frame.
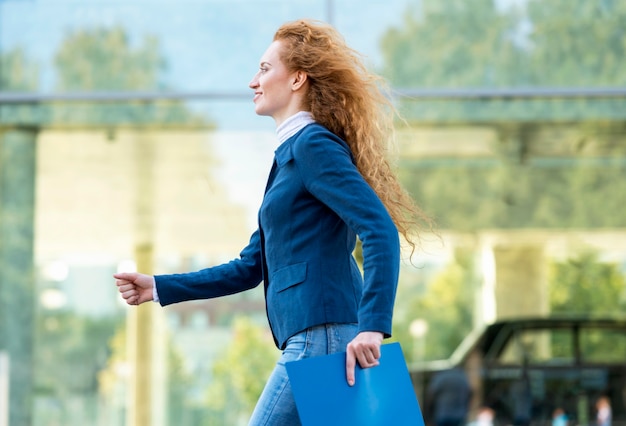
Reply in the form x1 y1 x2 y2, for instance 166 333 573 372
345 331 383 386
355 347 380 367
116 281 139 304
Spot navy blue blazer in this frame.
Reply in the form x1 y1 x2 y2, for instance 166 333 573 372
155 123 400 349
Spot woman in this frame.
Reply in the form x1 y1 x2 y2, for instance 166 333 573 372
115 19 430 425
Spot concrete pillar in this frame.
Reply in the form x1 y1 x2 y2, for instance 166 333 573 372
125 132 166 426
477 235 549 324
493 244 549 319
0 128 37 426
126 245 156 426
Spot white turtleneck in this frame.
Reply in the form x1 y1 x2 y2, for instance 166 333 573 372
276 111 315 144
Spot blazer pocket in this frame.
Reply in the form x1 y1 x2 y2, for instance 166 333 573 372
272 262 307 293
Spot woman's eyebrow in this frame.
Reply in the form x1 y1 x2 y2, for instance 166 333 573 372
260 61 272 67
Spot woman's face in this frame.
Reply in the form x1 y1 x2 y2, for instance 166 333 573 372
249 40 302 125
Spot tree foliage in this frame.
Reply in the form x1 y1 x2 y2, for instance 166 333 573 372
381 0 521 89
547 251 626 364
98 324 194 426
380 0 626 231
394 249 476 361
33 311 122 421
382 1 626 361
381 0 626 89
1 27 208 128
204 317 278 425
549 251 626 315
526 0 626 87
380 0 626 122
50 26 206 127
399 136 626 231
0 48 42 126
54 27 164 92
0 48 39 91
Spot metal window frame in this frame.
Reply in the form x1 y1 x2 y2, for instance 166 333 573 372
1 87 626 104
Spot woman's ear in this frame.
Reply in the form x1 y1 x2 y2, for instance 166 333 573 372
291 70 308 91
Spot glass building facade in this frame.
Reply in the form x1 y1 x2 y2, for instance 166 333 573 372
1 0 625 425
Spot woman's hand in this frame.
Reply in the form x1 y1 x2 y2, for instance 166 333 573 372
345 331 384 386
114 272 155 306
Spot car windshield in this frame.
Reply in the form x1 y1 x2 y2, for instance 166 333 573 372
496 328 575 366
579 326 626 363
492 324 626 366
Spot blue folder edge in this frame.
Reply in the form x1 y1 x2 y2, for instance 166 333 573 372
285 342 425 426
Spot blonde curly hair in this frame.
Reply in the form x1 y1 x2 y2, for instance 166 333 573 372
274 19 432 251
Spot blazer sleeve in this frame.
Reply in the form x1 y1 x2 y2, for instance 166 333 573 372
292 126 400 337
154 229 264 306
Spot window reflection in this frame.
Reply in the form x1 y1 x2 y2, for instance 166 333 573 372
1 0 626 423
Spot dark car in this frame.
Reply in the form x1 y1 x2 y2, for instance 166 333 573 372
410 316 626 425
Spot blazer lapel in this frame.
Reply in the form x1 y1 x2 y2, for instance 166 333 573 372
264 140 294 194
263 160 277 194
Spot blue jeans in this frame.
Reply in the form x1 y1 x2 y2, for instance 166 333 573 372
248 323 358 426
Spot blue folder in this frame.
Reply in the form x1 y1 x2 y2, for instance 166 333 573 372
285 342 424 426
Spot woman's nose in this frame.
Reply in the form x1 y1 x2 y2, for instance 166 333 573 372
249 75 259 89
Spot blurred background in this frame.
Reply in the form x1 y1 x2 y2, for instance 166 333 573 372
1 0 625 425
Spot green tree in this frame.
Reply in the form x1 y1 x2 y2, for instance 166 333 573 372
548 251 626 360
0 48 38 90
33 311 122 423
380 0 626 232
51 26 206 127
526 0 626 87
380 0 626 122
381 0 520 89
0 48 43 126
54 27 163 92
98 325 193 426
381 0 626 88
549 251 626 315
394 249 476 361
205 317 278 425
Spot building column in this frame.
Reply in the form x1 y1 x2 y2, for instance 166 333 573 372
0 128 38 426
126 132 166 426
477 234 549 325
